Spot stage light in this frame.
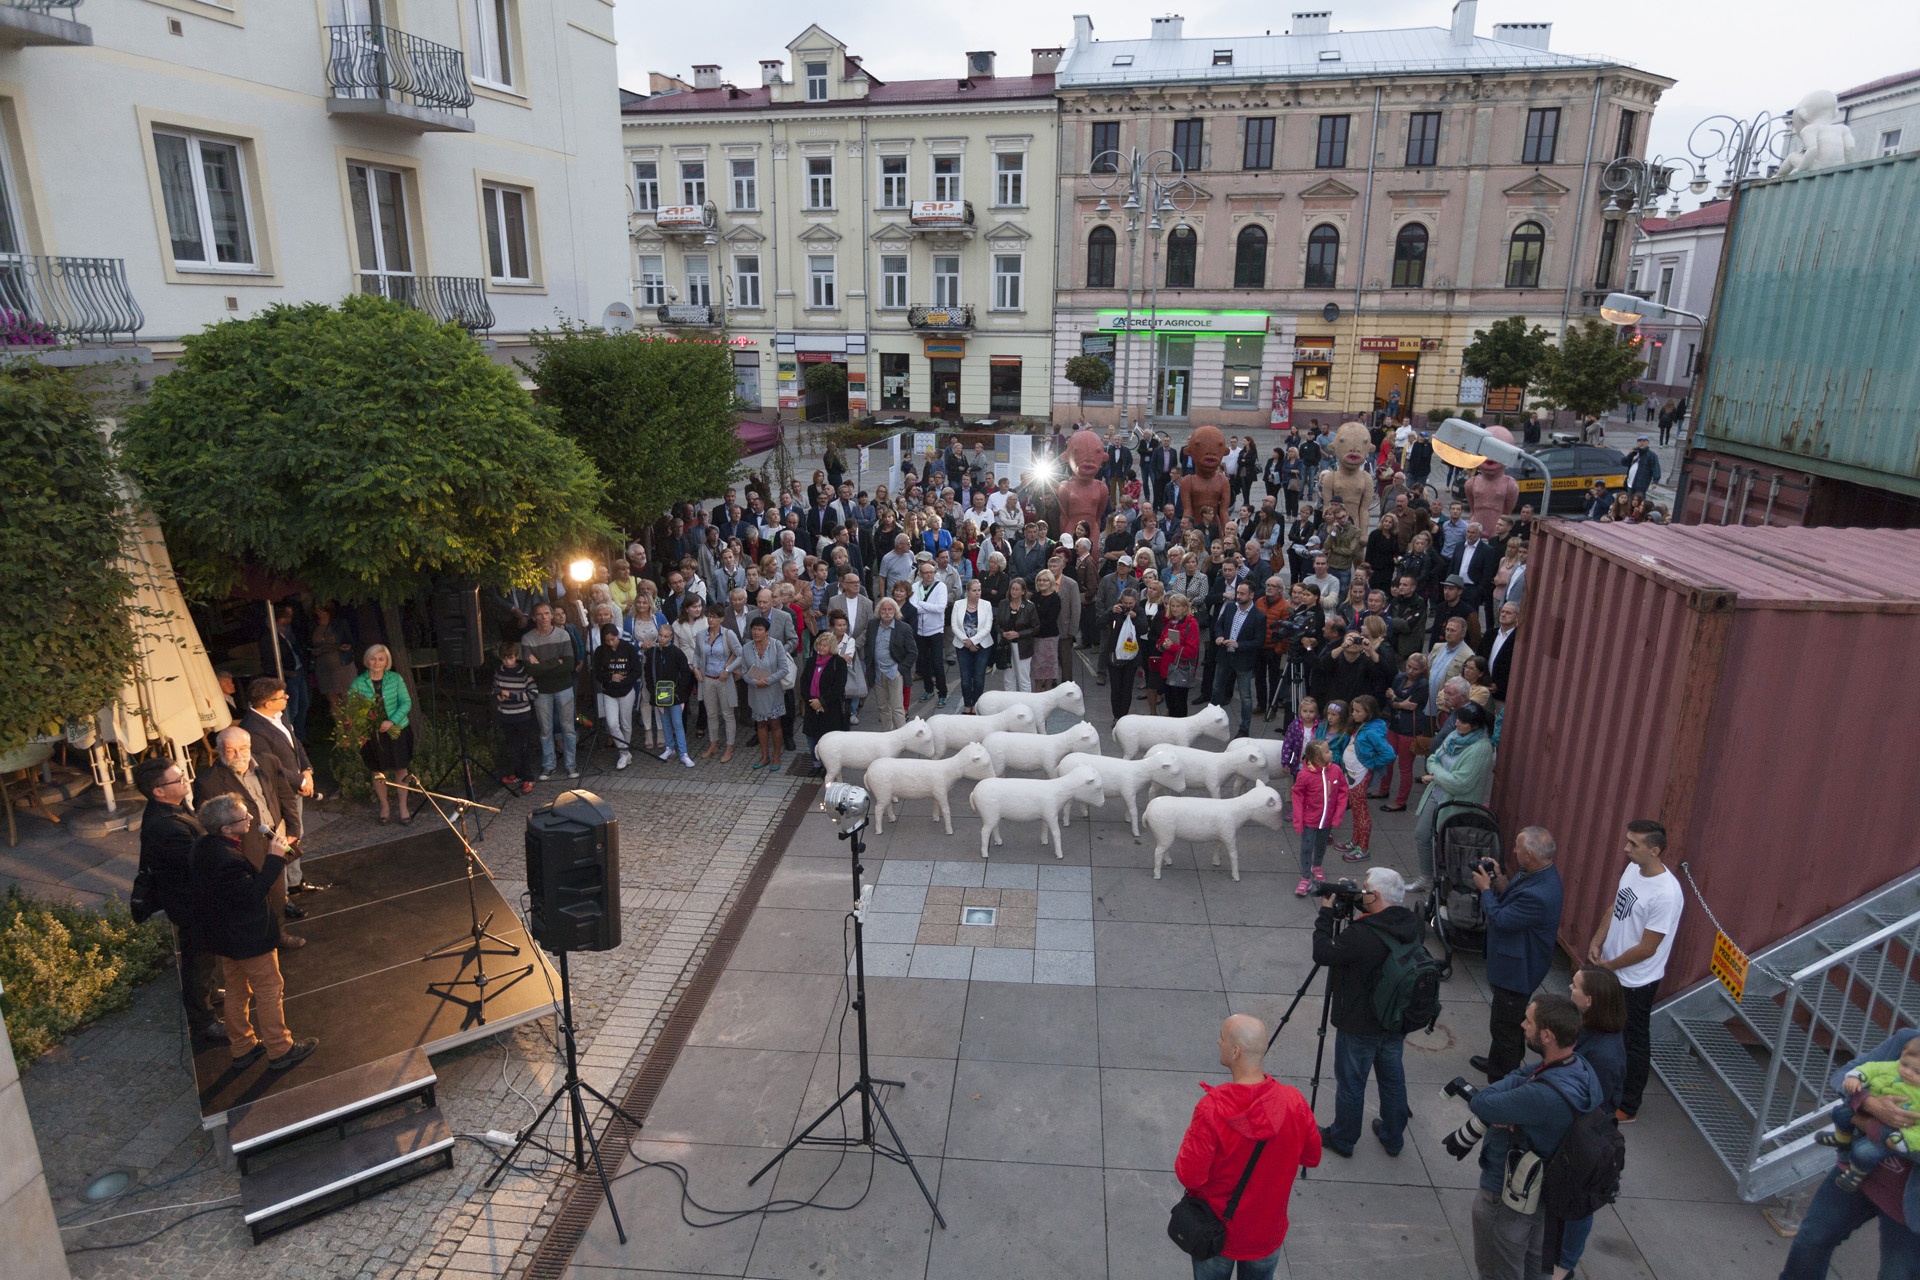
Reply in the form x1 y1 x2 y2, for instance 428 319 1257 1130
568 557 594 583
823 782 871 819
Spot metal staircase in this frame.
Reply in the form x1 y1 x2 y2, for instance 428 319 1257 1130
1651 869 1920 1202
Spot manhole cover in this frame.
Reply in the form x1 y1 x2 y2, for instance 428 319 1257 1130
83 1170 131 1201
962 906 997 926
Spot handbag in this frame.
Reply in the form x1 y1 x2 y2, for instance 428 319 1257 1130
1114 616 1139 661
1167 1139 1266 1261
1165 623 1199 688
129 862 160 925
1502 1143 1548 1214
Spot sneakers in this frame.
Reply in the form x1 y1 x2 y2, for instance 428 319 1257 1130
565 769 579 779
1332 840 1356 853
680 753 695 768
659 747 674 761
1313 866 1327 885
849 714 860 726
1296 878 1312 897
268 1037 319 1072
1615 1109 1637 1124
501 774 520 788
518 780 536 796
538 771 552 781
616 752 631 770
1341 848 1371 863
937 696 950 709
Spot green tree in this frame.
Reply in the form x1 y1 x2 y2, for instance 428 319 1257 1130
1532 318 1649 420
1461 315 1553 393
530 325 742 533
1063 354 1113 394
117 296 607 603
0 368 138 756
803 360 849 423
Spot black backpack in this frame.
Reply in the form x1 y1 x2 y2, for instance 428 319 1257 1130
1536 1072 1627 1219
1364 919 1445 1035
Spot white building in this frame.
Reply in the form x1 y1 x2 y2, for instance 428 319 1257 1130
1626 199 1726 400
0 0 627 363
1840 67 1920 159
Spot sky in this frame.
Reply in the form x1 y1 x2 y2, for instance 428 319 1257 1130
609 0 1920 212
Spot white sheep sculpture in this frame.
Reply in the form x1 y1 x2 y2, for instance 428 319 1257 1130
968 767 1106 859
815 721 938 786
1113 704 1231 760
864 742 998 835
1143 783 1285 881
981 722 1101 776
1226 737 1292 790
1055 749 1188 837
1143 743 1269 799
974 681 1087 723
923 705 1039 756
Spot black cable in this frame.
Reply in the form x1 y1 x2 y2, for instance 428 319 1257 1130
453 1133 556 1181
63 1204 237 1255
56 1141 218 1226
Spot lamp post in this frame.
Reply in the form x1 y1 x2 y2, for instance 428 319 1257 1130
1087 147 1198 431
1684 111 1793 204
1433 418 1556 517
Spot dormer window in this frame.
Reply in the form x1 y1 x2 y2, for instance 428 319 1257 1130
1212 49 1233 65
805 61 829 101
1111 54 1134 66
1318 49 1341 61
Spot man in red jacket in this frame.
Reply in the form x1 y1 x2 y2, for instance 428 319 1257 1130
1175 1015 1322 1278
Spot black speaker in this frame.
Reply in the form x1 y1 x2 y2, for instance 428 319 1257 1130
525 790 620 953
431 582 485 668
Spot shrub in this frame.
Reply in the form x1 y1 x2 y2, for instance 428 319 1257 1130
327 701 497 803
0 888 172 1073
1063 354 1113 393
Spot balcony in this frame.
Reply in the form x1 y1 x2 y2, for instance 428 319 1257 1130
651 203 718 238
324 25 476 133
908 200 975 241
908 304 974 331
361 273 494 335
656 303 719 326
0 0 90 47
0 255 142 350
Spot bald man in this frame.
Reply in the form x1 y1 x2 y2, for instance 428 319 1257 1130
193 725 305 948
1174 1016 1321 1275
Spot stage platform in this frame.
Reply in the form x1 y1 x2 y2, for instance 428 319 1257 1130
193 826 559 1128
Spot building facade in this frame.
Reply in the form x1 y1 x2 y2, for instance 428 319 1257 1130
1840 67 1920 159
1050 3 1672 430
1626 200 1727 400
0 0 627 363
621 26 1060 423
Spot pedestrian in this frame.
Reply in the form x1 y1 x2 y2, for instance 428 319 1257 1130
1031 569 1064 690
1291 740 1349 896
133 758 223 1043
1105 585 1145 721
999 575 1039 694
1623 435 1662 497
1174 1015 1322 1280
950 577 995 712
647 621 696 768
865 596 916 730
1553 966 1629 1280
1211 579 1266 738
1413 701 1494 879
492 642 539 794
742 616 792 771
1154 592 1203 718
1312 866 1419 1157
310 601 358 715
1279 696 1322 777
910 557 950 708
1379 651 1429 811
519 604 579 782
590 622 641 770
693 607 744 762
1470 826 1565 1081
1335 695 1393 863
1586 819 1684 1123
799 629 849 771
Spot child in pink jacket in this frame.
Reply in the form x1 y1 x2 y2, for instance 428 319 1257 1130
1291 740 1350 897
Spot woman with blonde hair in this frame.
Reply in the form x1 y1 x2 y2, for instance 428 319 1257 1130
349 644 413 824
629 586 668 752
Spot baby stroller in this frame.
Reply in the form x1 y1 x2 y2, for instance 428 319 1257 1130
1425 800 1502 978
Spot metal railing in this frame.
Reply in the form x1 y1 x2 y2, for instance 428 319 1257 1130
361 273 494 334
2 0 84 15
0 254 142 344
325 24 474 116
908 304 974 330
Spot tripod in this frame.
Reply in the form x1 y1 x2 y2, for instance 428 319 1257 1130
748 814 946 1227
386 777 535 1024
1266 901 1347 1174
483 950 644 1244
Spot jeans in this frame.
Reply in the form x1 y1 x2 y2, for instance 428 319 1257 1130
1192 1249 1281 1280
958 645 991 708
534 687 577 773
1471 1186 1545 1280
1557 1213 1594 1271
1329 1029 1408 1152
1487 986 1531 1080
1109 659 1140 721
598 688 635 754
1780 1166 1920 1280
660 703 688 757
500 716 537 781
1298 827 1331 879
1621 981 1657 1116
916 633 947 697
1212 663 1255 734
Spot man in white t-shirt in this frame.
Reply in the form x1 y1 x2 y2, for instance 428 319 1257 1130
1394 421 1415 466
1587 818 1684 1123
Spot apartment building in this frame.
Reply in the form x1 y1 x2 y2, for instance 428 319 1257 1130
1840 67 1919 159
0 0 627 363
1626 200 1726 401
1051 3 1673 429
621 25 1060 423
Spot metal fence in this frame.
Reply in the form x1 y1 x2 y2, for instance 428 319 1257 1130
3 0 85 16
0 254 142 345
360 273 495 335
325 24 474 115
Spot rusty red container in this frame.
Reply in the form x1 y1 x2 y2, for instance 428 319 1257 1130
1492 521 1920 994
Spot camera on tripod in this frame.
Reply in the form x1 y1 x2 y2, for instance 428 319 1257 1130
1312 878 1367 918
1440 1076 1486 1160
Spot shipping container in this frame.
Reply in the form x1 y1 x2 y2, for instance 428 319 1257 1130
1491 521 1920 995
1696 150 1920 498
1676 446 1920 528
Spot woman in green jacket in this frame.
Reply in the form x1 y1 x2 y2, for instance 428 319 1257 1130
1414 700 1494 878
349 645 414 823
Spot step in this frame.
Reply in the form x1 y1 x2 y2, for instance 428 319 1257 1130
1798 974 1920 1058
1674 1017 1770 1117
1649 1039 1752 1176
227 1047 435 1169
239 1105 453 1242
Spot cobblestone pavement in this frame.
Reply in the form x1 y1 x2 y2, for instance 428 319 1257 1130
24 758 803 1279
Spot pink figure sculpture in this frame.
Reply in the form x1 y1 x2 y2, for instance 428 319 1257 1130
1054 429 1111 543
1320 421 1376 536
1179 425 1233 527
1463 424 1521 532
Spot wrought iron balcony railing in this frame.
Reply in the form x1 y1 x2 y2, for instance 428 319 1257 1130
325 24 474 116
0 254 142 345
361 273 495 334
908 304 974 330
656 303 718 326
3 0 84 15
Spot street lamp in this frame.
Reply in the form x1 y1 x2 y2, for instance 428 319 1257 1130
1434 418 1555 514
1087 147 1199 428
1598 292 1707 327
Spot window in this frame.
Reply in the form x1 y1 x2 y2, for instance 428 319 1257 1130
1233 225 1267 288
1316 115 1349 168
933 254 960 307
1305 223 1339 288
348 163 412 298
0 149 20 255
1391 223 1428 288
880 254 907 309
1523 108 1560 164
993 254 1023 310
638 253 665 305
1505 220 1544 288
730 159 756 210
154 129 256 270
1614 109 1639 159
880 155 907 208
807 156 833 209
733 254 761 307
1243 117 1275 170
880 351 910 410
807 255 835 308
684 254 711 306
805 61 828 101
734 350 761 407
990 359 1022 412
1657 265 1674 306
1406 112 1440 167
1595 219 1620 288
1090 121 1120 173
1881 129 1904 157
631 160 659 212
1222 334 1261 407
1078 334 1115 406
1165 226 1196 288
482 182 532 282
1086 225 1117 288
995 153 1025 206
1172 119 1203 171
469 0 513 87
680 161 705 208
1212 49 1233 66
1294 339 1333 400
932 155 961 202
1627 263 1640 293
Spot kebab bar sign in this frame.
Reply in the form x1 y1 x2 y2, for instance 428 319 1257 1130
1358 336 1442 352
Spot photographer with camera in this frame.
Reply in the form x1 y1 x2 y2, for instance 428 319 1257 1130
1311 867 1423 1158
1470 826 1565 1082
1462 993 1602 1280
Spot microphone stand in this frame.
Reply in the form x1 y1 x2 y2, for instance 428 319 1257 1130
382 776 534 1025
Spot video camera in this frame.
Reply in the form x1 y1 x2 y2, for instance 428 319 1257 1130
1312 878 1367 919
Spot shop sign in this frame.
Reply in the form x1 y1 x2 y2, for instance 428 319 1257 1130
655 204 708 230
1270 374 1294 429
1096 310 1271 335
910 200 969 227
796 351 834 363
923 338 966 357
1360 335 1420 352
847 369 867 417
1457 376 1487 405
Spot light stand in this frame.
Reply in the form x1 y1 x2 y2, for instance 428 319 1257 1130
748 797 946 1227
483 949 644 1244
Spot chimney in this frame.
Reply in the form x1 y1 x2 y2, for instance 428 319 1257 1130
692 64 721 90
1291 11 1331 36
1492 21 1552 50
1150 14 1184 40
1449 0 1476 45
1073 14 1094 47
1031 46 1065 75
966 50 996 78
760 59 785 86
